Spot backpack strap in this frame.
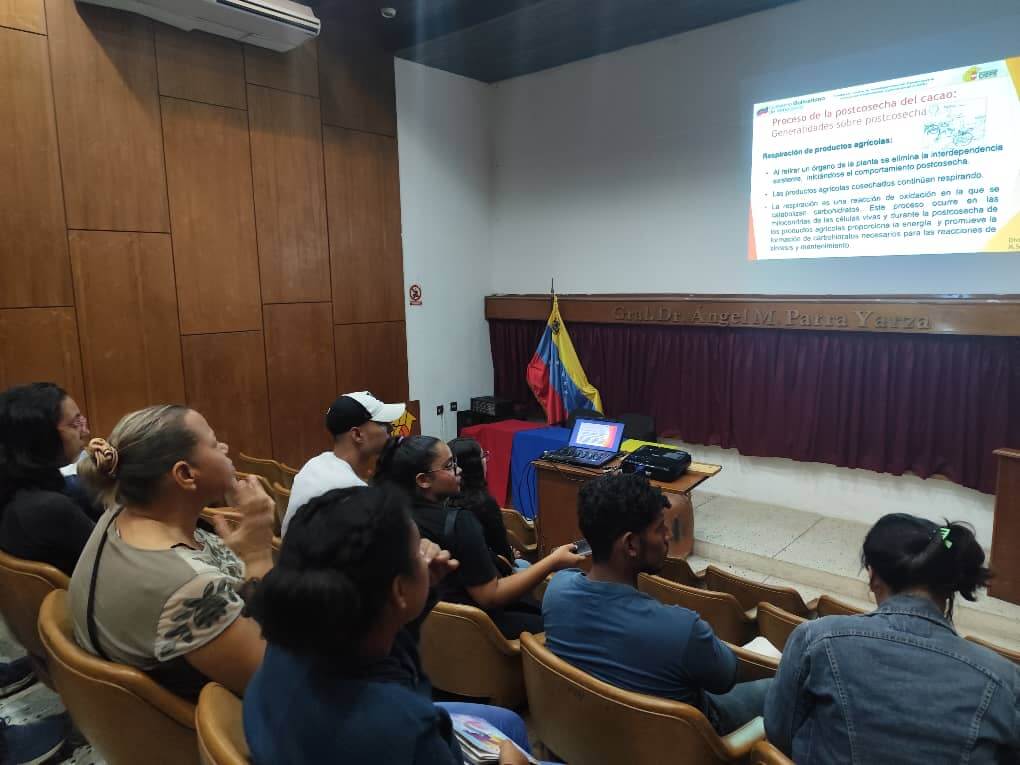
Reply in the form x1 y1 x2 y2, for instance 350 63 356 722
442 506 461 552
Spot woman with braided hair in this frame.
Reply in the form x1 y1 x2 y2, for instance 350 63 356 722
244 484 539 765
69 404 276 701
766 513 1020 764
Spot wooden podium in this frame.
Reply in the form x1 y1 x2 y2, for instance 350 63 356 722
532 458 721 559
989 448 1020 605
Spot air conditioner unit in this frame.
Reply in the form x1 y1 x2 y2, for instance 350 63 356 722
76 0 320 52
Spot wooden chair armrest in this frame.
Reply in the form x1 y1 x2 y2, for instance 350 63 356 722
435 603 527 658
728 643 779 681
720 716 766 759
478 626 521 658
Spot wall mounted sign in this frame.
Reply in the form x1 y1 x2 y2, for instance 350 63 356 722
485 293 1020 336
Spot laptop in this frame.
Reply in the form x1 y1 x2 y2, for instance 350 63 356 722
545 418 626 468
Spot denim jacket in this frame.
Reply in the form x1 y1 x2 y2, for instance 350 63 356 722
765 595 1020 764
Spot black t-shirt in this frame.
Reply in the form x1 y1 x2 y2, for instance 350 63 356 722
449 493 514 566
0 488 96 576
411 498 498 605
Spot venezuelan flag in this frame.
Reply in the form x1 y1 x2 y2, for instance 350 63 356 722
526 297 603 424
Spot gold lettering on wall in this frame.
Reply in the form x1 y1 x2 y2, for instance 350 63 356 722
488 294 1017 336
611 303 932 331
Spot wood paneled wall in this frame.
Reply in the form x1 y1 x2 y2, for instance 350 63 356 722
0 0 408 469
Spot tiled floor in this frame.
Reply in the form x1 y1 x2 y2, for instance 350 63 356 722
692 495 820 558
773 517 868 579
0 624 100 764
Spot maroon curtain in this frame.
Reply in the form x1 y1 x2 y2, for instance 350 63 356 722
489 318 1020 494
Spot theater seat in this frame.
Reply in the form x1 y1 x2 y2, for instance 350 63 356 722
727 643 779 680
813 594 868 617
755 602 807 652
501 508 538 562
751 740 795 764
638 574 756 645
532 574 554 602
703 566 810 617
420 601 526 708
37 590 199 765
270 482 290 535
199 508 282 563
236 454 294 491
965 635 1020 665
520 632 765 765
659 556 703 587
196 683 250 765
0 549 69 687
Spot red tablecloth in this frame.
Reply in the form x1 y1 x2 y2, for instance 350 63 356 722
459 419 545 506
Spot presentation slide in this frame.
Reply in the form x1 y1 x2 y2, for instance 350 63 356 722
749 58 1020 260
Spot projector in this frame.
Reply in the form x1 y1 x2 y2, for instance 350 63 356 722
620 445 691 482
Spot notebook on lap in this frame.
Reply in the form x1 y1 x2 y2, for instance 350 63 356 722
544 418 625 468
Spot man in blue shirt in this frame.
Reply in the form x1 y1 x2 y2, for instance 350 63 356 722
542 472 769 733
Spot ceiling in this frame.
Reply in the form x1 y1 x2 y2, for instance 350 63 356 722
314 0 799 83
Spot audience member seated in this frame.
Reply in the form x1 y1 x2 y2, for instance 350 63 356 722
281 391 405 535
543 472 770 734
0 382 99 763
0 382 96 576
765 513 1020 764
244 485 537 765
448 437 523 572
69 405 275 701
376 436 584 639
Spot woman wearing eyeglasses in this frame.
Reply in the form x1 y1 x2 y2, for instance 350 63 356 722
376 436 585 639
447 438 523 573
0 382 95 576
0 382 95 764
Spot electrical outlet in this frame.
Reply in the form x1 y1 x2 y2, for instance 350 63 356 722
436 404 444 416
450 401 458 412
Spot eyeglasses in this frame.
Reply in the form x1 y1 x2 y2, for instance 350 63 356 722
425 458 459 474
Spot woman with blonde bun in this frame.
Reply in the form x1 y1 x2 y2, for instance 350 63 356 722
70 405 275 700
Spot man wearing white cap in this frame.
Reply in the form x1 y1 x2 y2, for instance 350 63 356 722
281 391 406 535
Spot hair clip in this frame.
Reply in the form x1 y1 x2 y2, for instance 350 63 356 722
938 527 953 550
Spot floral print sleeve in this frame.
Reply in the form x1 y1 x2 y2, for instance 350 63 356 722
153 533 245 662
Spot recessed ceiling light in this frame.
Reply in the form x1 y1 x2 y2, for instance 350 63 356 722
380 7 397 19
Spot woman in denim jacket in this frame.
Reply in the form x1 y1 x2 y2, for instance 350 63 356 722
765 513 1019 764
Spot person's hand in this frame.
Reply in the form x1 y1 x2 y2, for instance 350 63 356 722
498 740 529 765
420 538 459 587
217 475 275 577
548 542 587 571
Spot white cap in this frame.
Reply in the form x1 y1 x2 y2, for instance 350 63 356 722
326 391 406 434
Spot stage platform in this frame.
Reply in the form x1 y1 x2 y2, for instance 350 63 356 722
688 490 1020 650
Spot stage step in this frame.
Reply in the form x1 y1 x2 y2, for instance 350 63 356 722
687 491 1020 650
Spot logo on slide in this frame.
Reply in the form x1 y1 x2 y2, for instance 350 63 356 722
756 106 769 116
963 66 997 82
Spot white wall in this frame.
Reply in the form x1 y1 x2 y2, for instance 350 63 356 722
395 0 1010 539
395 59 494 438
489 0 1020 295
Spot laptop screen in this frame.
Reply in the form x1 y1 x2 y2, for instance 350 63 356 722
569 418 625 453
